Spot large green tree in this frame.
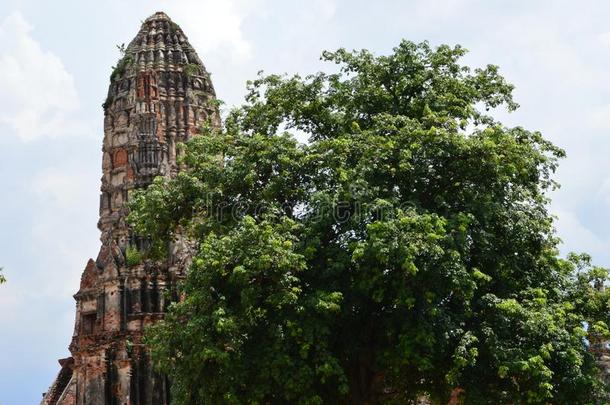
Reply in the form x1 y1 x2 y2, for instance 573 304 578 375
129 41 610 404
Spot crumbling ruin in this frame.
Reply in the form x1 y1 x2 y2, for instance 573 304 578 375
42 12 220 404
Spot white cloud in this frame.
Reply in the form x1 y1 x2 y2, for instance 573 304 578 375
586 104 610 131
411 0 471 24
598 177 610 205
28 167 100 297
0 12 87 141
552 207 610 259
314 0 337 21
32 167 92 207
164 0 255 61
598 31 610 47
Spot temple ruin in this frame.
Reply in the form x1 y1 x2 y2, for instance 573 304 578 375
41 12 220 404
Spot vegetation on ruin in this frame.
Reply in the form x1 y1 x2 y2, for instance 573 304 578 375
109 55 133 83
183 63 200 78
110 44 133 83
129 40 610 404
0 268 5 284
125 245 143 267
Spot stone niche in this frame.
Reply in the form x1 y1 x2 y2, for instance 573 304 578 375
80 312 97 335
113 149 128 169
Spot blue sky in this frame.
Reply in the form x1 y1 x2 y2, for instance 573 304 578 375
2 0 610 403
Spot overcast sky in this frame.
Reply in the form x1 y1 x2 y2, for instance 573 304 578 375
2 0 610 403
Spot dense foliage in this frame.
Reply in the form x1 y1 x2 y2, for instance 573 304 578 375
129 41 610 404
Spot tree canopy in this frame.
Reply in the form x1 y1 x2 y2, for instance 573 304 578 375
129 40 610 404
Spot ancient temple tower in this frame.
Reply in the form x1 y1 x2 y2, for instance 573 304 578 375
42 12 220 404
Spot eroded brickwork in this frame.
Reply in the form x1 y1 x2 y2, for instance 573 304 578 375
42 12 219 405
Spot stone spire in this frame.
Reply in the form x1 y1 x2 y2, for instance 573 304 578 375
99 10 219 245
42 12 220 405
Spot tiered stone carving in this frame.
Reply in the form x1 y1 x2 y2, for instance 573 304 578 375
42 12 220 404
